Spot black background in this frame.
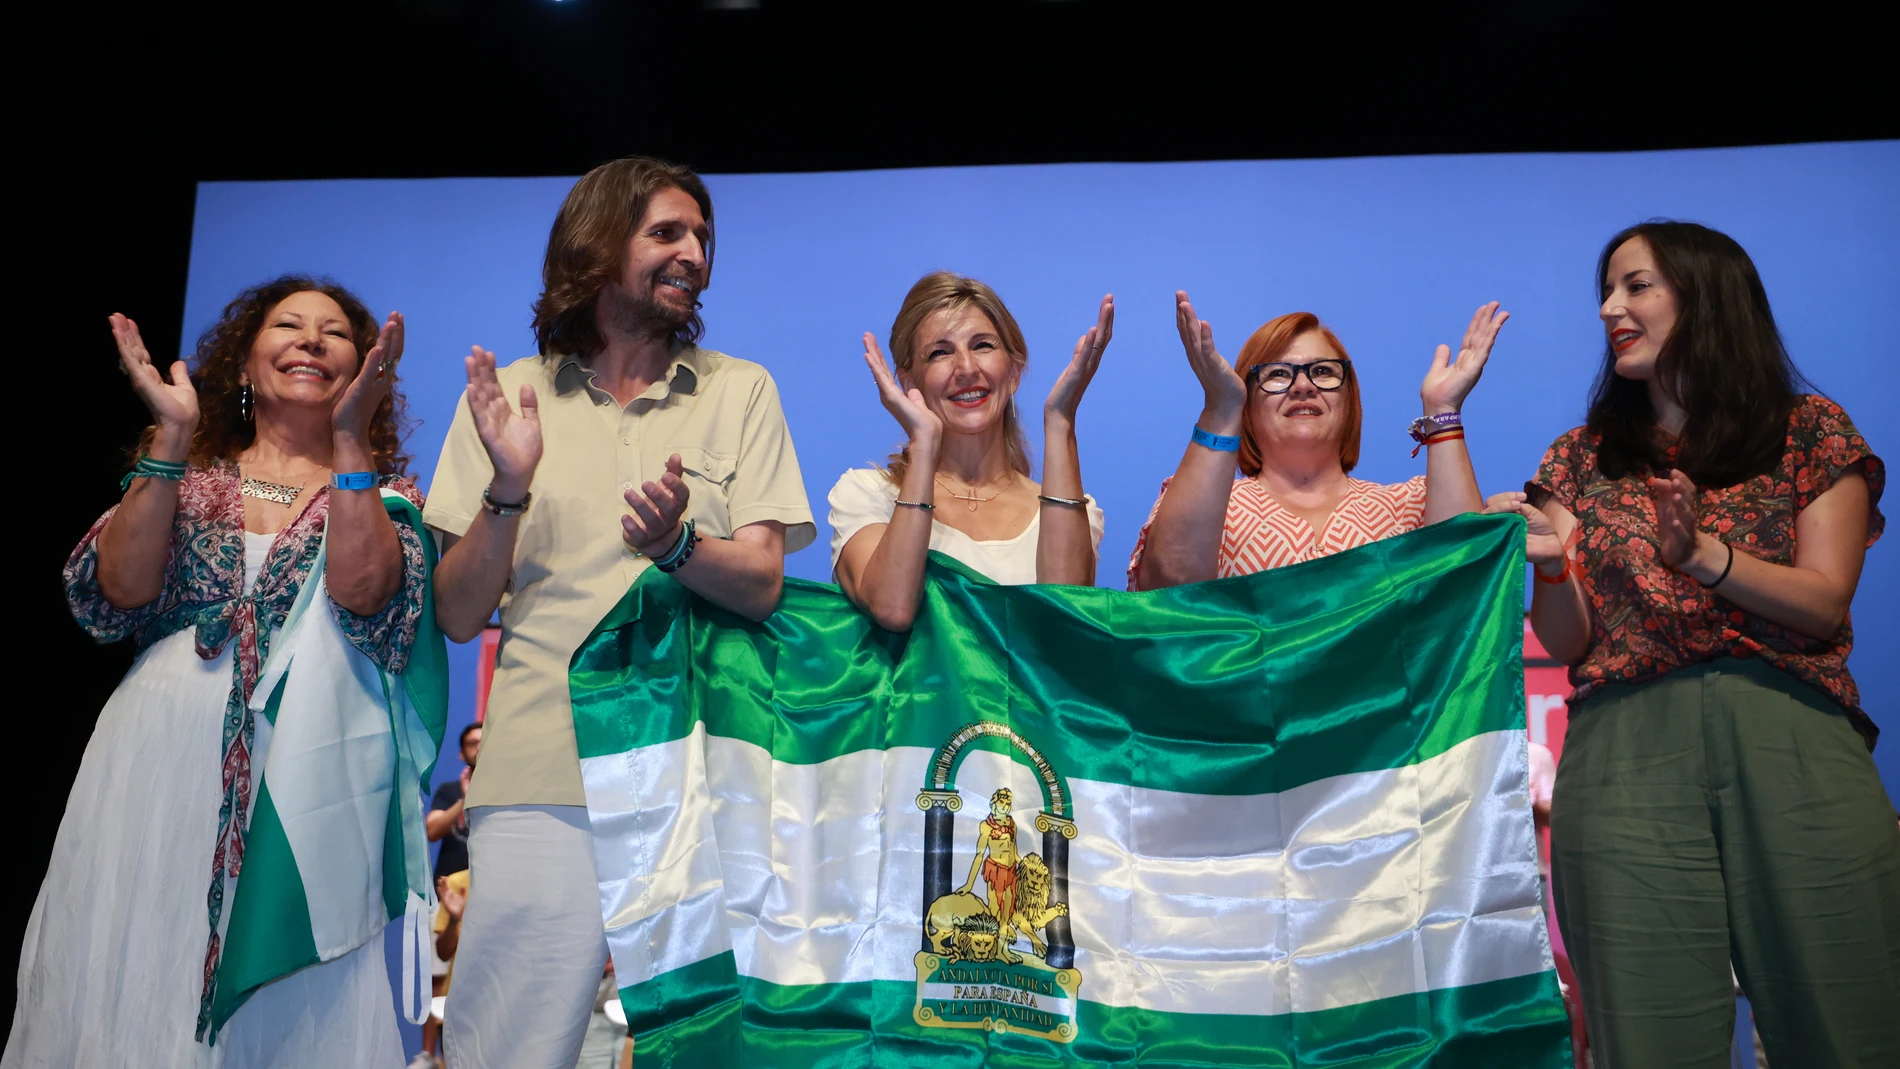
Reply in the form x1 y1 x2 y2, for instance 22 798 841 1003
14 0 1893 1035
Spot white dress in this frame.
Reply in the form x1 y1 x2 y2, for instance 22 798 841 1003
826 467 1105 584
6 533 404 1069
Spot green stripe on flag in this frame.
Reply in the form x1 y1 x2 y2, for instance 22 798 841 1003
620 969 1571 1068
209 777 320 1027
571 512 1525 797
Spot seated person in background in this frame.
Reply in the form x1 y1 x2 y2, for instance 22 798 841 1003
831 272 1111 628
427 723 481 879
1130 295 1505 589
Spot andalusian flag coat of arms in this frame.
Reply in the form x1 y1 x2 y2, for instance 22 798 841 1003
571 514 1572 1066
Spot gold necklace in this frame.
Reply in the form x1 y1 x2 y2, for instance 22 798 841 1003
934 473 1009 512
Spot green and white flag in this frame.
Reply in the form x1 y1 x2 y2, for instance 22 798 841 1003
209 492 449 1038
571 513 1570 1066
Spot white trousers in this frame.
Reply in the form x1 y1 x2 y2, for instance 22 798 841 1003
441 805 608 1069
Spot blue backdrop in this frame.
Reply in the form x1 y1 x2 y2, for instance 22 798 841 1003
182 140 1898 1052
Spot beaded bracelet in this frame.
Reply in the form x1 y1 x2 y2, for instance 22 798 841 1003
893 499 935 511
120 454 187 492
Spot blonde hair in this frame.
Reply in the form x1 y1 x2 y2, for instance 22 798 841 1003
883 271 1033 484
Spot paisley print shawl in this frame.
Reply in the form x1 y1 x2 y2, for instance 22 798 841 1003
63 462 428 1037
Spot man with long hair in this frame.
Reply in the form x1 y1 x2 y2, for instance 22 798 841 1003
424 156 815 1068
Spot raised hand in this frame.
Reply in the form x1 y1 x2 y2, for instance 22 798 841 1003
1483 491 1565 572
109 313 198 445
436 875 467 920
1646 468 1705 571
1175 291 1246 422
1421 301 1509 416
622 453 691 554
332 311 403 443
464 346 542 496
1045 295 1114 422
861 333 942 446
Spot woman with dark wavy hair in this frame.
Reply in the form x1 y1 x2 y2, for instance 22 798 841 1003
1498 221 1898 1064
8 276 441 1069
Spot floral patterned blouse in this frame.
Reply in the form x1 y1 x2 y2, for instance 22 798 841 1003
62 461 429 1036
1530 396 1884 745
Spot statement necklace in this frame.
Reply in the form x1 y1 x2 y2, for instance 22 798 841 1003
934 473 1009 512
240 477 303 505
240 466 324 506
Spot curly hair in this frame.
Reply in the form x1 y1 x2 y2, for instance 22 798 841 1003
533 155 715 359
140 274 412 473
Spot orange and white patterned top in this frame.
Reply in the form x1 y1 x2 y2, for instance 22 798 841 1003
1126 474 1428 588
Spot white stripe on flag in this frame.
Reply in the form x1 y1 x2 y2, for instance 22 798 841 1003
581 727 1551 1018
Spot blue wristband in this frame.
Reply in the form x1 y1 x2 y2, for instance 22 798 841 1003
1191 425 1241 453
331 471 378 491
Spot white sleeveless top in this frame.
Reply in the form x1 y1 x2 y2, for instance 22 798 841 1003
826 467 1105 586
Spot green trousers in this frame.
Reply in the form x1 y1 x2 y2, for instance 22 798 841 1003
1550 658 1900 1068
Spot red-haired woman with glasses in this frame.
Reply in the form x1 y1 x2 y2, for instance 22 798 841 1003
1129 292 1506 588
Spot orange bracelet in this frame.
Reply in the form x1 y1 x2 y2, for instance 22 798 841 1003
1534 526 1583 584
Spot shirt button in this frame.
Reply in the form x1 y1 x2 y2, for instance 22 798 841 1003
622 436 630 445
624 482 632 491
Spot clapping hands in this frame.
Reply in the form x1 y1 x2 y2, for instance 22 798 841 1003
464 346 543 498
109 313 198 447
1045 295 1114 423
622 454 691 556
1421 302 1509 416
861 333 943 448
1175 291 1247 422
332 312 405 443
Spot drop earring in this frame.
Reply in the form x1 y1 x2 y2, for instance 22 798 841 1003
239 383 254 423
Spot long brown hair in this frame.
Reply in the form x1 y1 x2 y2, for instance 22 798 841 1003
1233 312 1362 476
883 271 1033 484
532 155 716 359
141 275 410 473
1586 220 1808 485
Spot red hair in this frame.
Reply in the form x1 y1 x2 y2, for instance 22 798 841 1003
1233 312 1361 476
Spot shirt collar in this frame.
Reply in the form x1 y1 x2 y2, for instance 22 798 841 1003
553 343 701 404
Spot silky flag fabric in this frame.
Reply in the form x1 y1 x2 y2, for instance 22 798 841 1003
209 493 449 1037
571 513 1570 1067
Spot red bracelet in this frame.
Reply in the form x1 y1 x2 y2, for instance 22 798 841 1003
1409 429 1466 457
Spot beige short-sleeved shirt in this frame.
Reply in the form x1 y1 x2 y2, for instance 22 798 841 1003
424 345 815 808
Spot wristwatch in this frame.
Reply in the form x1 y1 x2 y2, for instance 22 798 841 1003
1408 412 1463 444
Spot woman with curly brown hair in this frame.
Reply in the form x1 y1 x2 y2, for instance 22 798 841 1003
7 276 440 1069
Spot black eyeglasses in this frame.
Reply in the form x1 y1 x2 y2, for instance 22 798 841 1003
1247 359 1351 394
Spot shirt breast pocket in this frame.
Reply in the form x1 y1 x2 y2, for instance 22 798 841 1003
670 444 735 536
